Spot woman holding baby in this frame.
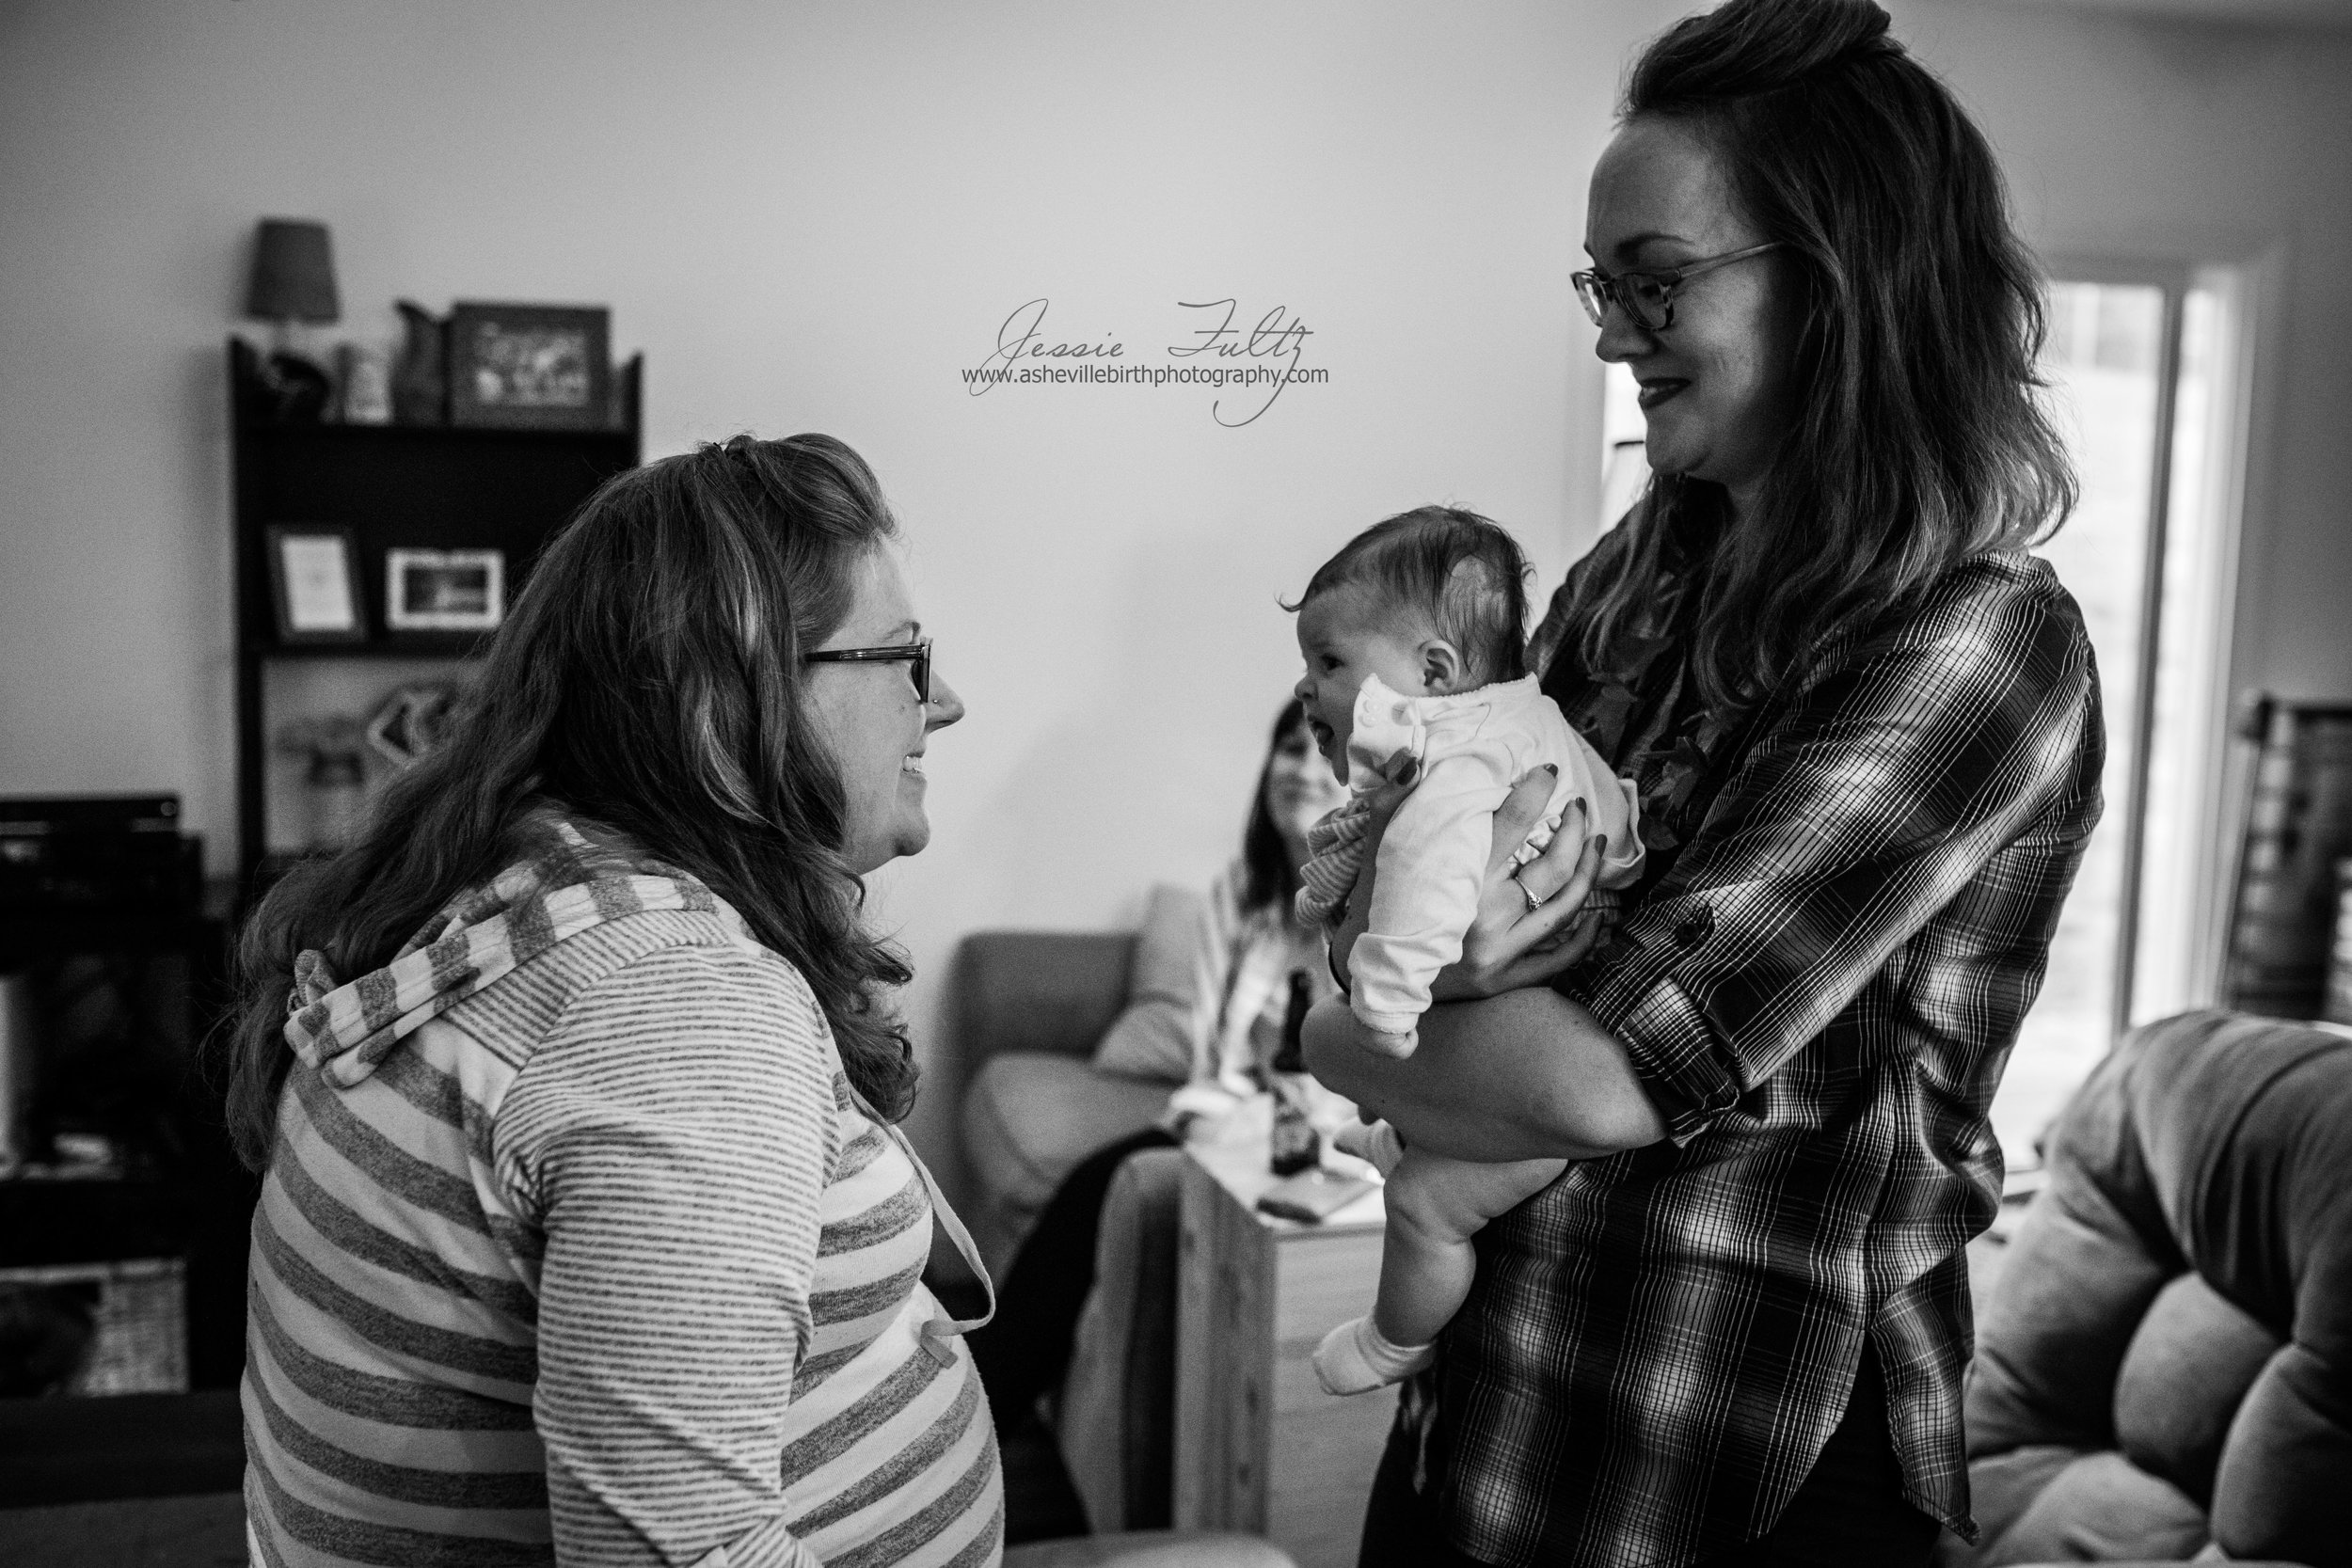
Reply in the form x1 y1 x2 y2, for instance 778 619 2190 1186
1305 0 2097 1564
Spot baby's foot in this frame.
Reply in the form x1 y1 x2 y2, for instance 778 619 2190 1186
1334 1118 1406 1177
1312 1315 1434 1396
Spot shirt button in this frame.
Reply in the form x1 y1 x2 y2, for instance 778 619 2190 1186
1674 906 1714 947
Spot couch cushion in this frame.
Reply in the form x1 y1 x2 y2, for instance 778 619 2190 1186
955 931 1139 1065
962 1053 1171 1277
1090 885 1207 1085
1976 1450 2206 1564
2113 1274 2280 1507
1969 1142 2177 1458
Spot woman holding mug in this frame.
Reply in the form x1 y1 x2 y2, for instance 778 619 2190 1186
1307 1 2098 1562
225 436 999 1566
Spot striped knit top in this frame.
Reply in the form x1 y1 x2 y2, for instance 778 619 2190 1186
242 817 1003 1567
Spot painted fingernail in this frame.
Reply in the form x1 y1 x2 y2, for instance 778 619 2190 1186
1542 765 1560 777
1572 797 1589 815
1597 834 1610 853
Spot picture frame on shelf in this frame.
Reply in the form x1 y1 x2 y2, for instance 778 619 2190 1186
446 302 611 431
385 547 505 633
264 526 365 643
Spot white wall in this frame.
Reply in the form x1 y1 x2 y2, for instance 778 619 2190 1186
3 0 2349 1184
1900 0 2352 707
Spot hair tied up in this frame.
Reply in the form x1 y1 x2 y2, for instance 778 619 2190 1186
1630 0 1899 108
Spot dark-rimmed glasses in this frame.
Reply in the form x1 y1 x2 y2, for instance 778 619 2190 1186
806 639 933 703
1571 242 1785 332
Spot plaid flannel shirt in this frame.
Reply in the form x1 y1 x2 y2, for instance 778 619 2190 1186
1420 550 2103 1567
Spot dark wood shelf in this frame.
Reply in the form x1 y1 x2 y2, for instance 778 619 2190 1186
0 910 223 959
229 336 643 888
256 637 490 661
0 1176 199 1269
241 419 636 447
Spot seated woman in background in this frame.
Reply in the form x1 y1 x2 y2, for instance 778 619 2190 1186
969 697 1346 1430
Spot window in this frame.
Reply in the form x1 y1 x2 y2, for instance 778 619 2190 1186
1599 362 1647 532
1993 266 2251 1164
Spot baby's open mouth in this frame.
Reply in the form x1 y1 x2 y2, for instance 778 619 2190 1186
1308 719 1336 751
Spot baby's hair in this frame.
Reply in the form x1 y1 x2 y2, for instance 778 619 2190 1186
1290 506 1533 685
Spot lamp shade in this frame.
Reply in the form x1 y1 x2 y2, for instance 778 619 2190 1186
246 218 340 325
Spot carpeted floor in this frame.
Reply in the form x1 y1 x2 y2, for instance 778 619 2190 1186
0 1418 1092 1559
1000 1410 1091 1545
0 1493 245 1567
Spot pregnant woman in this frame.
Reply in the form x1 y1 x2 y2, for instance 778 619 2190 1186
1307 0 2100 1563
223 435 1000 1566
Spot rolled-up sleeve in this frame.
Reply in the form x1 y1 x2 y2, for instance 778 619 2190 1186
1572 577 2098 1144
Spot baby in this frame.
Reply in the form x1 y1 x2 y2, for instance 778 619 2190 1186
1288 505 1645 1395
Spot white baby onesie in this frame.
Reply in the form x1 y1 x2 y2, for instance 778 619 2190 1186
1297 673 1645 1054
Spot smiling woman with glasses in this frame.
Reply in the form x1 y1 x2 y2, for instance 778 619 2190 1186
1304 1 2095 1564
223 433 1001 1568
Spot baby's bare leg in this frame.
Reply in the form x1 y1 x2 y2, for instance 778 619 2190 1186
1313 1148 1565 1395
1371 1149 1566 1347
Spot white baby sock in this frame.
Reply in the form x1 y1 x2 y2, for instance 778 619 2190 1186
1312 1315 1435 1397
1335 1118 1406 1177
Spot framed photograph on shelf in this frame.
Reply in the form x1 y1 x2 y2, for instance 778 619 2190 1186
264 527 364 643
385 547 505 633
446 302 611 431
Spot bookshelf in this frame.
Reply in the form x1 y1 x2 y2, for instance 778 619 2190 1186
227 337 642 889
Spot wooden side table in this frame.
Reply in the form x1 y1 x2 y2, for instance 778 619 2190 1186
1173 1126 1397 1568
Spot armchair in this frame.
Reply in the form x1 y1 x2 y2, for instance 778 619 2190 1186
1950 1009 2351 1565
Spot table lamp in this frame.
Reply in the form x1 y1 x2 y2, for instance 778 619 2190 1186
243 218 340 420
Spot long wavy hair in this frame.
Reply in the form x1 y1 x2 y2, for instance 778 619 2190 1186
1240 700 1314 918
1562 0 2075 716
221 434 921 1170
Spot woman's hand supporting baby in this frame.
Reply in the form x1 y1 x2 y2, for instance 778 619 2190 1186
1305 767 1666 1164
1328 766 1613 998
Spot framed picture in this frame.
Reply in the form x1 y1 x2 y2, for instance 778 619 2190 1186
446 302 611 430
385 547 505 633
265 527 364 643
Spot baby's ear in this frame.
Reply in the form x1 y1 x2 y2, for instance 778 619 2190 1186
1420 638 1466 694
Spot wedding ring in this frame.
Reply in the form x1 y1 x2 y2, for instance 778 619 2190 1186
1513 868 1548 913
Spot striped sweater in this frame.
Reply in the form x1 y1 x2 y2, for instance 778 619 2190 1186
243 818 1002 1567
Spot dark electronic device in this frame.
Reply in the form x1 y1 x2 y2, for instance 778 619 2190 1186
0 796 200 916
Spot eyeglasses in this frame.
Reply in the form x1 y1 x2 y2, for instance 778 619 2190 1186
1571 242 1786 333
806 638 933 703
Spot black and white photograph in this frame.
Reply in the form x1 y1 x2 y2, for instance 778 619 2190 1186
262 526 363 642
383 546 504 633
3 3 2350 1566
446 302 612 430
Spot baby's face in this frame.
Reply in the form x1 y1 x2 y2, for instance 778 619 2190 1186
1292 586 1434 781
